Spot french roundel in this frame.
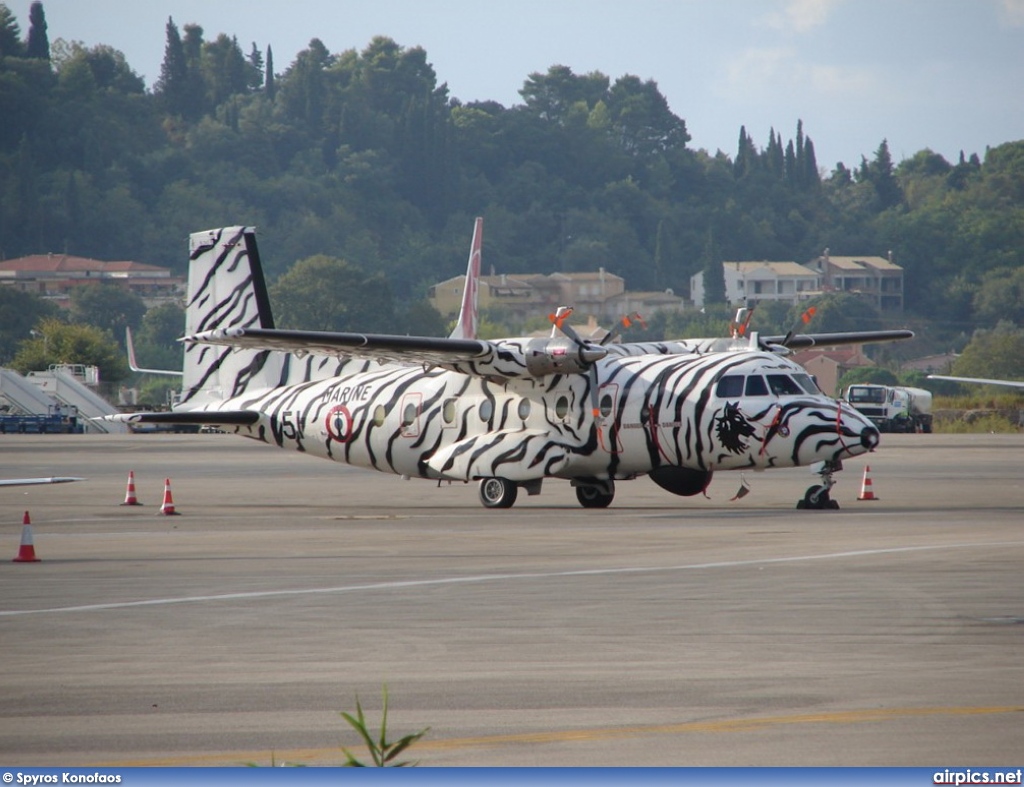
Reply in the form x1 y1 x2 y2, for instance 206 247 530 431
325 405 352 442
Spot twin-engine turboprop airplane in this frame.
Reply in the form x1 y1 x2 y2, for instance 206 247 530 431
110 222 912 510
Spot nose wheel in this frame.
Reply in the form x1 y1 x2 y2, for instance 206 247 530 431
797 460 841 510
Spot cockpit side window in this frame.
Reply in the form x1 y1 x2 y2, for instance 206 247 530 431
744 375 769 396
716 375 744 398
792 373 821 395
767 374 804 396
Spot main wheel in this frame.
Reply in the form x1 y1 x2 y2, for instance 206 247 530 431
479 477 518 508
575 482 615 509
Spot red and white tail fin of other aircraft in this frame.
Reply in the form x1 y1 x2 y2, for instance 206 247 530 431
107 222 914 510
447 216 482 340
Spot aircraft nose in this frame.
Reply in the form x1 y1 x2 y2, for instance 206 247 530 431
861 425 880 451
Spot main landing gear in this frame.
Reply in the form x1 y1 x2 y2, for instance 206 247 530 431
479 477 518 508
477 478 616 509
797 460 841 510
574 480 615 509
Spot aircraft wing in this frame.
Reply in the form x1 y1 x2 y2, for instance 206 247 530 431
0 477 84 487
927 374 1024 389
184 327 491 366
761 329 915 349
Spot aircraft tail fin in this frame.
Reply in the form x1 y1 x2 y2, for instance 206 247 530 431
179 227 284 407
448 217 482 340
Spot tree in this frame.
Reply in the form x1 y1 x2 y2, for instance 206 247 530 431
270 255 396 333
0 3 23 58
68 284 147 342
0 287 58 364
155 17 188 116
788 293 881 334
131 302 185 372
25 1 48 60
264 43 275 99
952 324 1024 381
700 228 726 305
519 65 609 124
867 138 902 210
972 267 1024 327
11 318 129 383
247 41 263 90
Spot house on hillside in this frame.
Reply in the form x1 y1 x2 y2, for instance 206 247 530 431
690 261 820 309
428 269 683 326
0 253 184 307
807 250 904 311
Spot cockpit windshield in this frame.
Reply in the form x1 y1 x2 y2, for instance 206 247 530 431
716 372 818 398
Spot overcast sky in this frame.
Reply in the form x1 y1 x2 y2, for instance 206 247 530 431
12 0 1024 170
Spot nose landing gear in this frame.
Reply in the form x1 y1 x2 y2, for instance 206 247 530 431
797 460 842 510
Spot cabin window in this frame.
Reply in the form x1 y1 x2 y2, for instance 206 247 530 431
402 403 418 427
767 374 804 396
599 393 614 418
517 398 531 421
716 375 744 398
744 375 769 396
555 396 569 420
442 398 456 425
373 405 386 427
479 399 493 422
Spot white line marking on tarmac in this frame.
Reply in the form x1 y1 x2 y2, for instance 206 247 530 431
3 540 1023 617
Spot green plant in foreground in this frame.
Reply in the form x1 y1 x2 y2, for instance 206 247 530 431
341 685 430 767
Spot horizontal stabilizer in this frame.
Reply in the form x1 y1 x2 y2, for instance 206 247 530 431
105 410 261 426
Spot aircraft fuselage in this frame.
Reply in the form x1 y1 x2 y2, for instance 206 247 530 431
204 347 878 488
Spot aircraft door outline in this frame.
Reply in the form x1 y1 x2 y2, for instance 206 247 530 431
597 383 622 453
400 392 422 438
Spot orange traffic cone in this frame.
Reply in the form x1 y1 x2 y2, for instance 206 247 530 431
121 470 143 506
13 511 41 562
857 465 878 501
158 478 179 516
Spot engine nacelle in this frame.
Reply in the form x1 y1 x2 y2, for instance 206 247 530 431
524 337 607 377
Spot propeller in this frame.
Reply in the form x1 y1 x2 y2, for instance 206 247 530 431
777 305 818 350
548 307 608 422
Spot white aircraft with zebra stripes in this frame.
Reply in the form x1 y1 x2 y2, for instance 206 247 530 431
110 221 912 510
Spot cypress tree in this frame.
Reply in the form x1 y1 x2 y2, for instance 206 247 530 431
803 135 820 188
25 1 48 60
265 44 275 100
156 17 188 116
701 228 726 305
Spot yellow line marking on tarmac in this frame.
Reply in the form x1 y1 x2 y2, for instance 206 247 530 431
96 705 1024 767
